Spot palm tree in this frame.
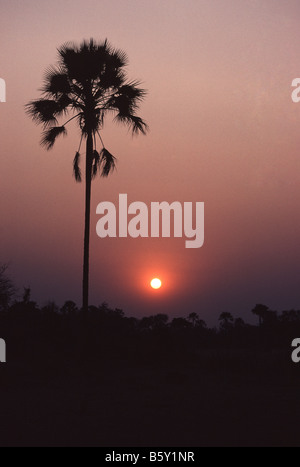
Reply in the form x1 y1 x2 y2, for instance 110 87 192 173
26 39 147 312
187 312 199 327
251 304 269 327
218 312 234 330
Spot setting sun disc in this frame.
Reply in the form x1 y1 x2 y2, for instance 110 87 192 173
151 278 162 289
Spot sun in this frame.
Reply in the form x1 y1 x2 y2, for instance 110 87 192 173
151 278 162 290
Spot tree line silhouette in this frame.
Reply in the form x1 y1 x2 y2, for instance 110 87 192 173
1 264 300 448
1 264 299 366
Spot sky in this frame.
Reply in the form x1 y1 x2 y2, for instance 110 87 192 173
1 0 300 324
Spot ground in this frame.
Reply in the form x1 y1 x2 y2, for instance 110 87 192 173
0 349 299 447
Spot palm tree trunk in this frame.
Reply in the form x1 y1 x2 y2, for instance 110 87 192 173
82 132 93 313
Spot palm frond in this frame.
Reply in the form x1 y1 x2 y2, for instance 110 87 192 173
26 95 73 126
107 83 146 113
26 99 59 126
97 69 125 91
41 126 67 150
56 94 73 113
109 47 128 68
71 83 84 100
119 82 147 101
115 114 148 135
73 151 82 182
43 66 72 95
107 83 147 133
100 148 117 177
92 150 101 179
108 94 135 115
130 115 148 135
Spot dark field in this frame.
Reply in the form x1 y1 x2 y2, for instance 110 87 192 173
1 348 299 447
1 299 300 447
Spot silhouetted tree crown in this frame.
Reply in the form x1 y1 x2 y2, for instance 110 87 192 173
252 304 271 327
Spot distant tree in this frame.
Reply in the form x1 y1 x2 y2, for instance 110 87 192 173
99 302 110 314
26 39 147 313
11 287 38 314
42 301 59 314
109 308 125 319
234 317 246 329
126 317 139 329
139 315 168 331
0 264 15 311
61 300 78 315
187 312 207 329
152 314 169 329
140 316 155 331
171 317 191 329
280 309 300 324
219 312 234 331
197 319 207 329
187 312 199 327
23 287 31 305
252 304 270 327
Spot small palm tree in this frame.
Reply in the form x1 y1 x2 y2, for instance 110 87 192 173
187 312 199 327
26 39 147 312
252 304 269 327
218 312 234 330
